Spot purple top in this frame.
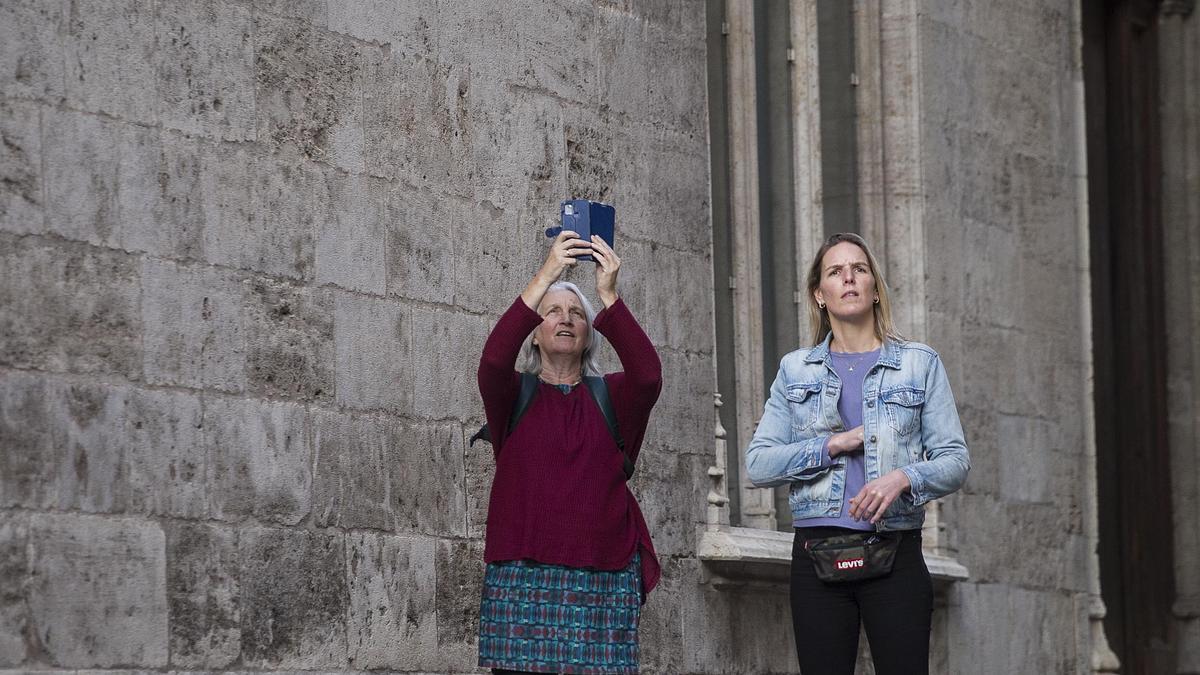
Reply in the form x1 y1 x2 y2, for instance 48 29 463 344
795 348 881 530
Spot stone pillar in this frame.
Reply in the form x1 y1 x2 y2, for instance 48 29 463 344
1160 2 1200 673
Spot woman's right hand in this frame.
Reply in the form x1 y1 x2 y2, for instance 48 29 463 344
827 425 865 457
521 230 591 310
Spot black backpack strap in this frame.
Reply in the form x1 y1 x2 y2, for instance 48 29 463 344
470 372 540 447
582 375 634 480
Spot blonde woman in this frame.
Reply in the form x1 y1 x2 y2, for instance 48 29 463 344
746 232 969 674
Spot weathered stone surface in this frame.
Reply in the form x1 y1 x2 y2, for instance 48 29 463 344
141 259 246 393
254 13 366 171
205 397 311 525
0 238 140 377
383 185 457 304
123 387 207 519
0 514 29 666
433 538 483 670
317 172 388 295
205 154 324 278
450 194 546 315
946 583 1080 674
956 494 1087 592
345 532 437 670
646 348 717 458
0 100 43 236
361 49 473 192
28 513 167 668
618 240 713 352
311 410 400 531
463 423 494 539
244 277 333 402
238 527 347 669
40 108 121 247
63 0 159 123
327 0 437 55
333 292 411 413
0 0 65 101
411 307 489 420
0 373 126 513
165 521 240 668
630 448 703 559
394 422 467 537
155 0 255 141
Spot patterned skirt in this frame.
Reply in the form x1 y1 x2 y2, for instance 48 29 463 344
478 554 641 674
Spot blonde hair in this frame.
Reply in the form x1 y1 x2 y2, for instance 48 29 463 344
804 232 903 346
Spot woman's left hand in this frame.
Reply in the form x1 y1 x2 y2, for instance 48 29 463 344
848 469 911 524
591 235 621 308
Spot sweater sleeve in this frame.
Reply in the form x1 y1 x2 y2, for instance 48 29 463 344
478 297 544 453
593 298 663 462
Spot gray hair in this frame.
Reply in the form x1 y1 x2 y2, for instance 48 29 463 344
520 281 603 376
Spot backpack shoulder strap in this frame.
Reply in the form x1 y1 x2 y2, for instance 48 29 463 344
582 375 634 479
469 372 540 447
507 372 540 434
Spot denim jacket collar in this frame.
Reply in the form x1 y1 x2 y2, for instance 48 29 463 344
804 332 903 370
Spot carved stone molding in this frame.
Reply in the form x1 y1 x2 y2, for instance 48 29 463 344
1161 0 1196 17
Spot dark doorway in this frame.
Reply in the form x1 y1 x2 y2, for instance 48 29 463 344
1083 0 1177 672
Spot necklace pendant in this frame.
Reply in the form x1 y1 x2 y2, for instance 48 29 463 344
848 365 855 371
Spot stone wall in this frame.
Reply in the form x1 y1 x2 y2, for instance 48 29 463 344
1 1 804 673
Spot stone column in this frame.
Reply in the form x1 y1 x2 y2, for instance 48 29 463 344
1160 2 1200 673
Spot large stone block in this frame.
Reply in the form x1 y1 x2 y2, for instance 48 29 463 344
645 29 707 137
0 238 141 377
123 387 208 519
647 348 717 457
0 0 65 101
311 410 401 531
345 532 437 670
205 397 311 525
0 373 125 513
450 195 546 315
155 0 255 141
0 514 29 666
28 513 168 668
333 292 411 413
165 521 240 668
947 582 1080 674
0 100 43 236
63 0 159 123
40 108 121 247
630 448 704 559
593 11 652 120
361 50 473 192
433 538 484 670
411 307 489 419
206 156 324 280
383 184 456 304
141 259 247 393
238 527 347 669
317 172 388 295
254 13 366 171
617 241 713 352
393 422 467 537
244 277 334 402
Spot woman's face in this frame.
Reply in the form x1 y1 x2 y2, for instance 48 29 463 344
814 241 878 323
533 289 589 361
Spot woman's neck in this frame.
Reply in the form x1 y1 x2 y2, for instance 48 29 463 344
539 357 582 385
829 318 881 353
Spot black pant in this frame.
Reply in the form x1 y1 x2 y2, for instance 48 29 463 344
790 527 933 675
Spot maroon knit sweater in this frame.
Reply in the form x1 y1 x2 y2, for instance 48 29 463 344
478 296 663 594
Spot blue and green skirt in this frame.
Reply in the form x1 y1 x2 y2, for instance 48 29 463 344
478 554 641 674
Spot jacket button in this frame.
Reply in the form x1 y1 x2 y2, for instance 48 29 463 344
867 400 875 408
869 435 877 444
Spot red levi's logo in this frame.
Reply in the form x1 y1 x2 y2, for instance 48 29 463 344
836 557 865 570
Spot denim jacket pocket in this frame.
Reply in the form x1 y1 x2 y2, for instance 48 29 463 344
881 386 925 436
784 382 823 432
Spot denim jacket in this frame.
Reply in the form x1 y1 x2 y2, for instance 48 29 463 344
745 334 970 531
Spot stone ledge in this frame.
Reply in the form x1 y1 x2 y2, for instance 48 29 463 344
697 526 969 588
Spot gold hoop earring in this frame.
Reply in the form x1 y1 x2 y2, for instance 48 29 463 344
873 296 879 304
817 302 826 310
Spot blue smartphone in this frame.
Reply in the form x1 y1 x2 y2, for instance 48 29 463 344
544 199 615 263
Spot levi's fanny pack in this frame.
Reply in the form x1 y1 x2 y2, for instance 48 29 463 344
804 532 902 583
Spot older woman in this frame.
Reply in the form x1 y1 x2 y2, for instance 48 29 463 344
746 232 969 674
476 230 662 675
